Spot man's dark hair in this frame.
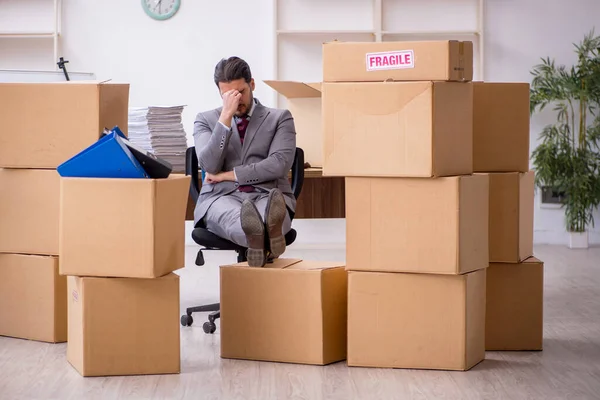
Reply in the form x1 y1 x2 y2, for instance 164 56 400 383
214 57 252 87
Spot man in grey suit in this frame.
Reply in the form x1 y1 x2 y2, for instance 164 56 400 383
193 57 297 267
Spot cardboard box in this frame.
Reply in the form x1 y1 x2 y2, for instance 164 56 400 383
59 175 191 278
220 258 347 365
348 269 486 371
0 169 60 255
486 257 544 351
67 273 180 377
473 82 530 172
484 171 534 263
0 81 129 169
263 81 323 167
322 81 473 177
323 40 473 82
0 254 67 343
346 175 489 275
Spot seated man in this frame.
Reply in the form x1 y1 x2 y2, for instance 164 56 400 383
193 56 297 267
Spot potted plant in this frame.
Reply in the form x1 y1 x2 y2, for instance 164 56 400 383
530 30 600 248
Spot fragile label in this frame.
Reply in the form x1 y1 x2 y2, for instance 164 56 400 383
366 50 414 71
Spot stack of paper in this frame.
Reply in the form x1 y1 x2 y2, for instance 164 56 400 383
127 105 188 172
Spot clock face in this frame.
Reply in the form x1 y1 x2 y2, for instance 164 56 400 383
142 0 181 20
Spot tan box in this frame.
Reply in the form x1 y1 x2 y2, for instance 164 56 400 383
263 81 323 167
473 82 530 172
484 171 534 263
322 81 473 177
0 169 60 255
346 175 489 275
486 257 544 351
323 40 473 82
348 269 486 371
220 258 347 365
67 273 180 377
0 254 67 343
0 81 129 169
59 175 191 278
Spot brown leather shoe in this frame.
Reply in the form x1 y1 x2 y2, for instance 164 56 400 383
240 199 267 267
265 188 287 258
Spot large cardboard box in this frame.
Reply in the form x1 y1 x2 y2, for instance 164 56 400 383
67 273 180 377
0 169 60 255
220 258 347 365
0 81 129 169
484 171 534 263
322 81 473 177
348 269 486 371
323 40 473 82
346 175 489 275
473 82 530 172
263 81 323 167
0 254 67 343
59 175 191 278
486 257 544 351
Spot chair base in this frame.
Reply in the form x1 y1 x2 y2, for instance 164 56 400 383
180 302 220 334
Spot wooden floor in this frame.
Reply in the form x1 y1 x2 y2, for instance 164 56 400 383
1 235 600 399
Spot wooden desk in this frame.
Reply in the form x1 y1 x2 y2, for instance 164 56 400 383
293 168 345 219
185 167 346 220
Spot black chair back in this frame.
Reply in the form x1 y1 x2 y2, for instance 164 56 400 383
185 146 305 208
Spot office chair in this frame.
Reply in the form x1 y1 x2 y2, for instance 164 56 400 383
181 146 305 333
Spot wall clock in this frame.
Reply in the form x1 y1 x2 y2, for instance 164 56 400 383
142 0 181 21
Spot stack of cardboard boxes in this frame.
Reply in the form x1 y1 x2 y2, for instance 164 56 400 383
221 40 544 369
59 170 190 377
0 81 130 344
0 81 192 377
472 83 544 351
321 40 489 371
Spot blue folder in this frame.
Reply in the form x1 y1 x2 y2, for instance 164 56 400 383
57 127 149 179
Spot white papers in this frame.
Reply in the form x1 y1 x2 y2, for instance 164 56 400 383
128 105 188 172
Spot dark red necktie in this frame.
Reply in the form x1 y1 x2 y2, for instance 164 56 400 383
236 116 254 192
236 116 250 145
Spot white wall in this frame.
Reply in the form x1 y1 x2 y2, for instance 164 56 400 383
483 0 600 244
0 0 276 145
1 0 599 244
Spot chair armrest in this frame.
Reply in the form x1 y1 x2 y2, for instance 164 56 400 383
291 148 305 200
185 146 200 204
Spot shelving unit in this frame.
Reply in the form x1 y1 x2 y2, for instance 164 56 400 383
272 0 485 106
0 0 63 70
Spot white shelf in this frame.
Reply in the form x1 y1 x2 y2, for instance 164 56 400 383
277 30 376 35
382 30 481 36
0 32 58 38
273 0 486 106
0 0 63 70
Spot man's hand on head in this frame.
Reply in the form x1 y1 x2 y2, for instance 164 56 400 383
204 171 236 184
219 90 241 127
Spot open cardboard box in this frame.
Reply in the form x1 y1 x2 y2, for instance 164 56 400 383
264 80 323 168
220 258 347 365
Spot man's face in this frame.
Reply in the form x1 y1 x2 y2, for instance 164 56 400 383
218 78 255 117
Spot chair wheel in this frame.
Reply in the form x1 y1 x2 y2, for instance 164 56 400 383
181 314 193 327
195 250 205 266
203 321 216 334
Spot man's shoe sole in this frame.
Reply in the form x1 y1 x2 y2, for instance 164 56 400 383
265 189 287 258
240 200 266 267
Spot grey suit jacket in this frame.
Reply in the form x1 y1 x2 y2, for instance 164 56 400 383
192 98 297 226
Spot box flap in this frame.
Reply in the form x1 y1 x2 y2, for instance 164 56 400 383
287 260 346 271
522 256 543 265
263 80 322 98
225 258 303 269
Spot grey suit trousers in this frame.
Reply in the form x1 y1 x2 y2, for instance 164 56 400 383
204 189 292 247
